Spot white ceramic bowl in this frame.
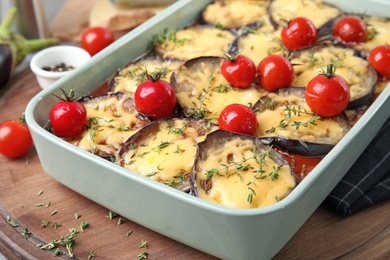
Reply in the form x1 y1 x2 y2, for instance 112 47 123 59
30 45 91 89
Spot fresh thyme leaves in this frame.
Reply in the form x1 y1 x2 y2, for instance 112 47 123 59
21 228 31 238
80 220 89 231
37 189 44 196
106 210 118 220
139 239 148 249
37 228 78 257
173 145 185 154
212 83 233 93
51 222 62 229
41 219 50 227
117 217 124 225
163 170 187 187
88 250 96 259
153 141 170 153
138 251 149 260
151 28 189 49
126 230 133 237
6 216 19 227
50 210 58 216
74 213 81 219
167 123 187 135
264 104 322 133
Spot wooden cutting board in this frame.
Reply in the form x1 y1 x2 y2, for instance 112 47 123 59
0 67 389 260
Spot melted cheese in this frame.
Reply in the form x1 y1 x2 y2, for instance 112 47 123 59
355 16 390 52
255 92 345 143
291 46 371 100
202 1 267 29
238 31 283 65
69 94 147 158
113 58 182 95
156 27 236 60
122 119 216 186
195 137 296 208
175 58 268 123
270 0 340 28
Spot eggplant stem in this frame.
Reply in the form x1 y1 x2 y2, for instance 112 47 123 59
0 7 17 40
23 38 60 53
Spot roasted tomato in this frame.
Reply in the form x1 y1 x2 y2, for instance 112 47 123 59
218 103 257 135
368 44 390 79
333 16 367 44
305 64 350 117
0 117 33 158
134 73 177 120
257 55 294 92
281 17 318 51
50 89 87 138
221 53 256 89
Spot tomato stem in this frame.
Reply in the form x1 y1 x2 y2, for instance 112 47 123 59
223 51 237 63
52 88 78 102
322 64 336 78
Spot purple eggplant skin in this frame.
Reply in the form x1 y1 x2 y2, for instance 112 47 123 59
0 45 12 88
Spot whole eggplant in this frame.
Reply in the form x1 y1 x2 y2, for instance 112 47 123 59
0 7 59 88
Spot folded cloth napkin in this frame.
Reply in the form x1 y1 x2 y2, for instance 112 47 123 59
322 115 390 217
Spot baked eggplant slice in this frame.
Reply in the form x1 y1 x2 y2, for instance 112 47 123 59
190 130 297 208
67 92 150 161
119 118 217 192
200 0 268 30
152 26 236 61
170 56 268 123
290 44 378 109
108 55 183 95
252 87 351 156
268 0 341 31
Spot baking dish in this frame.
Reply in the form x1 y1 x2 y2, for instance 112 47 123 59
25 0 390 259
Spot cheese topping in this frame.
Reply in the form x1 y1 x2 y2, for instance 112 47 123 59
270 0 341 28
195 136 296 208
174 58 268 122
121 119 216 188
355 16 390 52
69 93 148 158
255 92 345 144
202 1 267 29
238 30 283 65
291 46 371 100
112 57 182 95
156 27 236 60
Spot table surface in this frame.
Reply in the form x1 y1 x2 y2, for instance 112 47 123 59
1 67 389 260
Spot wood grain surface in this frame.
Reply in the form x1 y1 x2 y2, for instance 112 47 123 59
0 68 389 260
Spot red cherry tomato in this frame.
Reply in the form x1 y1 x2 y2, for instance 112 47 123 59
368 44 390 79
257 55 294 92
50 89 87 138
218 103 257 136
81 26 115 56
134 76 177 120
221 54 256 89
333 16 367 44
281 17 318 51
305 64 350 117
0 120 33 158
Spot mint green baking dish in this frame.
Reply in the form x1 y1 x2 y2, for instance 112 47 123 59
25 0 390 259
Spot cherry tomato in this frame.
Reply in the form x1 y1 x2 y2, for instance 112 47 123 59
218 103 257 136
333 16 367 44
257 55 294 92
368 44 390 79
281 17 318 51
134 74 177 120
81 26 115 56
305 64 350 117
0 120 33 158
221 54 256 89
50 89 87 138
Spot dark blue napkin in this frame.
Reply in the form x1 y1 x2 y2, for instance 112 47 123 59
322 115 390 216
